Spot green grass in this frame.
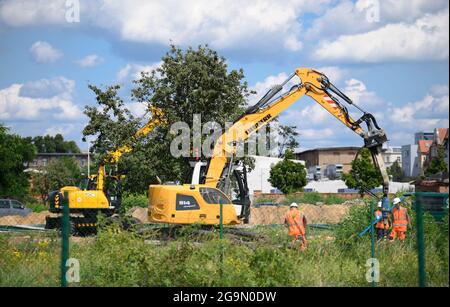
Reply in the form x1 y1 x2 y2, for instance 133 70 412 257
0 206 448 287
120 193 148 214
282 192 346 205
25 202 48 213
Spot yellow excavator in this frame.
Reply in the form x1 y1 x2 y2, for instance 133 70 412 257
149 67 390 226
46 107 165 233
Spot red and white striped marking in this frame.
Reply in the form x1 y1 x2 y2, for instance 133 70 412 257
323 95 338 109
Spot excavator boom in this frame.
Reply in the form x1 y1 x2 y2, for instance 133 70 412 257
205 68 389 197
149 67 390 226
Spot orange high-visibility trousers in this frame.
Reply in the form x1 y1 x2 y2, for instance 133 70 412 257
390 227 407 241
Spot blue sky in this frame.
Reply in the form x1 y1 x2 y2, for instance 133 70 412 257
0 0 448 152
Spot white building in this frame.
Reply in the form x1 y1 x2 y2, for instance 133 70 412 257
382 146 402 168
401 144 419 178
246 155 305 194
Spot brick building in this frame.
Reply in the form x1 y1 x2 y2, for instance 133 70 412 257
27 152 89 170
295 147 360 173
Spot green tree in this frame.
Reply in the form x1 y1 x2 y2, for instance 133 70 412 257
0 125 36 199
268 150 307 194
31 157 81 204
342 148 383 196
27 134 81 153
83 45 254 193
277 125 299 158
387 160 404 182
425 145 448 177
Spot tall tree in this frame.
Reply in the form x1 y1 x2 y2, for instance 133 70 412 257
387 160 404 182
268 150 307 194
342 148 383 197
28 134 81 153
277 125 299 158
425 145 448 177
0 124 36 199
83 45 254 193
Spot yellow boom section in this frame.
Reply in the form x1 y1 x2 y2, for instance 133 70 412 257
93 106 165 191
204 68 368 187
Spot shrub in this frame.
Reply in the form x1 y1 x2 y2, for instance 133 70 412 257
26 202 48 213
120 193 148 214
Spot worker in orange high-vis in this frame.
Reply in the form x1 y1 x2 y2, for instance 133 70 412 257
374 201 389 241
284 203 307 251
389 197 410 242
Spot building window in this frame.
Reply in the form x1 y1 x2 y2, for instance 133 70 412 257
397 157 401 163
42 159 48 167
32 160 38 167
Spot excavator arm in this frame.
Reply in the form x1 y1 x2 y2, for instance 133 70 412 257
205 68 389 200
92 106 165 191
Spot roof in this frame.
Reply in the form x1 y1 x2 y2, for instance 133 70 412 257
418 140 433 154
436 128 449 145
35 152 89 157
296 146 361 155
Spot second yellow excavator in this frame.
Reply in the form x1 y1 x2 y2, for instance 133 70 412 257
46 107 165 234
148 67 390 226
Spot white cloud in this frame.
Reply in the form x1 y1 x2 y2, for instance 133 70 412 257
315 9 449 62
126 102 148 118
307 0 449 39
250 72 300 104
344 79 382 108
20 77 75 99
29 41 63 63
76 54 104 67
317 66 348 84
300 128 335 140
386 87 449 144
0 0 67 26
0 77 82 121
44 124 76 137
117 62 162 82
0 0 334 54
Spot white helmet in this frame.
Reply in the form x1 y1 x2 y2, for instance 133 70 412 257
290 202 299 208
377 201 382 208
393 197 402 205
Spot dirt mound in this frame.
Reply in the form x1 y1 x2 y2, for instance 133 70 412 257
250 204 352 225
128 207 149 223
0 211 52 226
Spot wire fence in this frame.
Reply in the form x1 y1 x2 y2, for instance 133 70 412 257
0 192 448 287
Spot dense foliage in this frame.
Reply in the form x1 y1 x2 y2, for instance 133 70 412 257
31 157 82 204
0 125 36 199
268 151 307 194
83 45 254 193
342 148 383 196
25 134 80 153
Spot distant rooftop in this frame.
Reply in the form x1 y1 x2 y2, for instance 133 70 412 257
418 140 433 154
296 146 361 155
36 152 89 156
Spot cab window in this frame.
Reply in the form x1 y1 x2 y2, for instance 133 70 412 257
11 200 23 209
199 188 232 205
0 200 10 209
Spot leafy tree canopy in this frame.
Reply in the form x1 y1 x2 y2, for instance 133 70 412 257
425 145 448 177
25 134 80 153
268 150 307 194
342 148 382 196
31 157 81 204
83 45 254 193
0 124 36 199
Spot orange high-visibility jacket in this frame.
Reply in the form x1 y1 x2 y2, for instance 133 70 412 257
285 209 305 236
392 206 408 231
375 210 388 229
